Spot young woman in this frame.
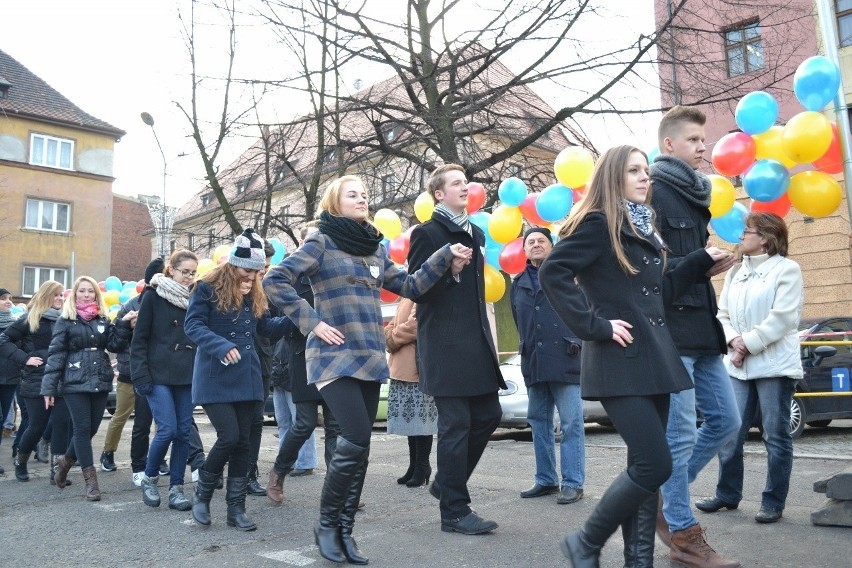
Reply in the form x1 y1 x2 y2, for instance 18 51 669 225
42 276 135 500
539 145 729 567
263 175 471 564
131 249 199 512
0 281 73 483
184 229 287 531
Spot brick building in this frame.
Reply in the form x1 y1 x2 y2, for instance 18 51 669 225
110 193 155 281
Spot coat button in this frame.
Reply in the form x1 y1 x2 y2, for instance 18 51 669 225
246 344 252 349
245 320 250 324
649 317 656 326
679 221 686 228
245 331 251 336
534 306 540 311
230 332 236 337
653 257 661 265
537 342 542 346
653 286 660 295
643 256 649 264
536 324 541 329
658 317 665 326
642 287 649 295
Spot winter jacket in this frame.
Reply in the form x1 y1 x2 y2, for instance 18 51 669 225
130 291 195 389
385 298 419 383
111 293 143 382
717 254 804 380
0 315 24 386
273 275 322 404
0 312 59 398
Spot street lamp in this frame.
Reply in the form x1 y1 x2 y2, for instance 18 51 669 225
140 111 170 258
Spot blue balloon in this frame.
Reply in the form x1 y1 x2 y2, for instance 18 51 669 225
104 276 122 292
498 177 528 207
794 56 841 112
647 146 660 164
535 184 573 222
119 288 134 304
268 237 286 265
710 202 749 244
735 91 779 135
485 242 503 269
742 159 789 202
469 211 492 233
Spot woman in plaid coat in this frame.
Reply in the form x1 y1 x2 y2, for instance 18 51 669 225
264 175 471 565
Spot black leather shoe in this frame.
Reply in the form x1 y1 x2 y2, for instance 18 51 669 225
428 481 441 500
290 468 314 477
755 506 782 524
520 483 559 498
557 486 584 504
695 496 740 513
441 512 498 535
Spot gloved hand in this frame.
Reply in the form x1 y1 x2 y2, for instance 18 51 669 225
134 383 153 397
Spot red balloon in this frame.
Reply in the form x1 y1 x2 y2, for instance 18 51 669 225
98 281 106 292
572 186 586 202
466 182 486 213
711 132 757 176
813 123 842 174
135 279 145 293
388 236 409 264
380 288 399 303
750 193 791 217
498 238 526 275
63 289 72 299
518 194 548 226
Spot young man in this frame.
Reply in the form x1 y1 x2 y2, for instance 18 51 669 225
650 106 741 568
407 164 505 535
510 227 585 505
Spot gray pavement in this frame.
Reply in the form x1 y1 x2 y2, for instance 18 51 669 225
0 417 850 567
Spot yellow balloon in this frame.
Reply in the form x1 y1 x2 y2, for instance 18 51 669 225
103 290 120 307
414 192 434 222
788 171 843 217
554 147 595 189
708 175 736 218
487 205 523 244
752 126 796 169
197 258 216 277
782 111 832 164
212 245 231 264
483 264 506 303
374 208 402 239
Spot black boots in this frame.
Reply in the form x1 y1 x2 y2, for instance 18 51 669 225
406 436 432 488
396 436 416 485
339 452 370 565
622 492 657 567
226 477 257 531
192 468 219 526
246 462 267 496
14 451 30 481
315 437 369 564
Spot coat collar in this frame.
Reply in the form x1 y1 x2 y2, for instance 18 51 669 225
619 222 667 252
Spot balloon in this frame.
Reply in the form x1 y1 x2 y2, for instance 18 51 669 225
268 238 285 265
374 209 402 240
103 290 120 307
812 122 843 174
572 186 586 203
518 194 548 226
414 192 435 222
104 276 122 292
735 91 779 135
788 171 843 217
217 254 228 265
750 193 791 218
794 55 841 112
742 160 790 202
488 205 523 243
709 202 749 244
536 184 573 222
97 281 106 292
711 132 756 176
196 258 215 276
379 288 399 303
484 242 503 269
498 238 526 275
497 177 527 207
752 126 796 169
63 289 72 299
782 111 832 164
483 264 506 303
119 288 135 304
469 211 491 234
554 146 595 188
387 235 409 265
708 175 736 218
135 279 145 294
647 147 660 164
122 280 137 290
466 182 486 213
212 245 231 264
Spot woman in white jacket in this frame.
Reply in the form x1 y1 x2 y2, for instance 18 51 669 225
697 212 803 524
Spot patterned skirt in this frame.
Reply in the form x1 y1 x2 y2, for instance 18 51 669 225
386 379 438 436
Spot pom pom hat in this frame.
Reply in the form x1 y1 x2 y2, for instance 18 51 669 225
229 228 266 271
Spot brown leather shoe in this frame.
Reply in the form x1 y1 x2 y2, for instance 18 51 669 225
267 469 284 504
670 524 740 568
53 454 77 489
656 493 673 548
82 465 101 501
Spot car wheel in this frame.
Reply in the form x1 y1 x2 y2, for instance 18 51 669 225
790 397 805 439
807 419 831 428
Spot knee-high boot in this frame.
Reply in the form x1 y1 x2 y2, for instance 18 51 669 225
406 436 432 488
315 437 369 564
192 468 219 526
397 436 416 485
621 492 657 567
226 477 257 531
339 452 370 565
560 472 655 568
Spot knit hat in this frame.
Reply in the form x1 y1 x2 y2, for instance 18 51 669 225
0 288 10 297
523 226 552 244
229 228 266 270
144 258 165 284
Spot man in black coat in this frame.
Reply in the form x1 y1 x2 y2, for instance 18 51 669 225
407 164 505 536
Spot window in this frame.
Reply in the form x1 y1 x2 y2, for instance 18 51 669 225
201 194 211 207
187 234 196 250
22 266 67 297
235 176 253 194
278 204 291 222
724 21 764 77
25 198 70 232
381 123 399 143
381 174 397 201
322 148 336 163
30 134 74 170
170 240 176 254
839 0 852 47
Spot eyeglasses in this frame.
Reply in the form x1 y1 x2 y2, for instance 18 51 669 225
741 229 761 236
176 269 197 278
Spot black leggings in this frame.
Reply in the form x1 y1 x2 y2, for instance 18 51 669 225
18 396 72 456
600 394 672 492
319 378 380 448
202 400 260 478
63 392 108 469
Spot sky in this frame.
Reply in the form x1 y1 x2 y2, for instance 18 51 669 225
1 0 661 208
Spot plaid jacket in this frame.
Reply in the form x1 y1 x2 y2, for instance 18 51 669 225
263 232 454 385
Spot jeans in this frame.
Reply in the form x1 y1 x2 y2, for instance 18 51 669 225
103 381 135 452
661 354 741 532
63 392 108 469
715 376 795 511
273 388 316 470
144 384 193 486
526 382 585 489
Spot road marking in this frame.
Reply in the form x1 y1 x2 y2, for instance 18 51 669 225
93 501 136 512
258 548 316 565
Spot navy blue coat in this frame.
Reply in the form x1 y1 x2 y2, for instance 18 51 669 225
511 263 581 387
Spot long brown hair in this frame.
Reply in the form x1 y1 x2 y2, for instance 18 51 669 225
196 262 268 318
558 145 652 275
27 280 64 332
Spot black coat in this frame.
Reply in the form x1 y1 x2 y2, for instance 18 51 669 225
0 314 58 397
510 263 581 387
41 315 123 396
112 293 143 382
130 291 195 388
407 214 505 397
273 275 321 404
650 175 727 356
0 316 23 386
539 212 714 399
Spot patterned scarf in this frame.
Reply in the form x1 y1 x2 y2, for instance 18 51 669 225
0 310 15 329
317 210 383 256
625 200 654 236
433 203 471 233
651 155 711 208
151 273 191 310
76 301 100 322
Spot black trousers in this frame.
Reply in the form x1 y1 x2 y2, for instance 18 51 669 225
319 378 379 448
63 391 108 469
247 378 270 467
433 392 502 519
130 390 153 473
202 400 260 478
273 399 340 474
18 396 71 455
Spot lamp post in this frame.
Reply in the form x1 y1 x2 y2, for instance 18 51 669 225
141 111 170 258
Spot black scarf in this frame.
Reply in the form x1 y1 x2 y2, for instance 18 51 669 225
317 210 383 256
651 155 711 208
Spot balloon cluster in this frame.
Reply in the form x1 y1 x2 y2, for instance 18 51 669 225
707 56 845 243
